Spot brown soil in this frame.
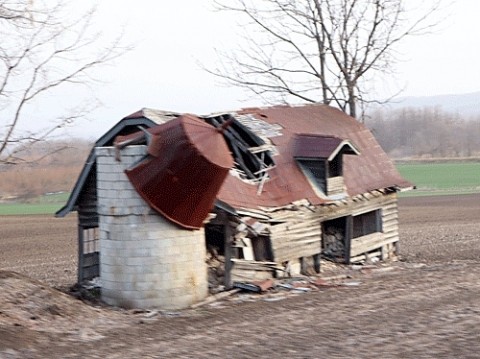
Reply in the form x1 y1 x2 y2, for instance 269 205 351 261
0 194 479 358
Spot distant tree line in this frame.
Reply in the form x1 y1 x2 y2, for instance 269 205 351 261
0 140 91 199
2 107 479 200
366 107 480 159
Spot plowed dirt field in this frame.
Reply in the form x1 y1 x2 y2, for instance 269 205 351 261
0 194 479 358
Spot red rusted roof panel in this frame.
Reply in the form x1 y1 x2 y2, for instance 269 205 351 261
216 104 412 209
125 115 233 229
294 134 344 159
118 104 411 217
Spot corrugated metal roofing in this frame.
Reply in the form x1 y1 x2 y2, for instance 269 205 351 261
215 104 412 209
124 114 234 229
57 103 412 221
293 134 359 160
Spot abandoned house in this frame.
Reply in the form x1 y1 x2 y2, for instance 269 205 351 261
56 104 413 310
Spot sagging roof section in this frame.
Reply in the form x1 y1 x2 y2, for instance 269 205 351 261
216 104 412 209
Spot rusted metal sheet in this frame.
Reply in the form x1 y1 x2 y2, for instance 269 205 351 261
59 104 411 220
293 134 358 160
123 114 234 230
217 104 412 209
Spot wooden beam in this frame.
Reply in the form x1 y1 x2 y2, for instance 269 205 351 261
300 257 307 275
313 253 321 273
222 212 233 290
77 224 84 284
344 215 353 264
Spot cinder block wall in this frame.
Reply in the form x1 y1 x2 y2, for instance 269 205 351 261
96 146 208 310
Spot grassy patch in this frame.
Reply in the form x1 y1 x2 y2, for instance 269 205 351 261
396 162 480 197
0 202 63 216
0 193 68 215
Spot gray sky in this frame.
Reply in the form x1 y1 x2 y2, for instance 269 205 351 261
51 0 479 139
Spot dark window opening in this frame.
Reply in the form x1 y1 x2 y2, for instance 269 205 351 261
249 235 274 262
205 224 226 256
322 217 346 260
294 135 359 194
297 158 327 193
328 155 342 177
204 114 275 181
352 210 382 238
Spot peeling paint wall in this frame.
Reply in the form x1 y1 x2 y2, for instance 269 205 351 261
96 146 208 309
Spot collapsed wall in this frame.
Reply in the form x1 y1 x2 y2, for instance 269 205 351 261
96 146 208 310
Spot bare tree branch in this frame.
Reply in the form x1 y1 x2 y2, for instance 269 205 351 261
211 0 443 120
0 0 129 165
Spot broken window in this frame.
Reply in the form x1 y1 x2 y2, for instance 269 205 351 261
78 226 100 281
322 210 382 261
352 210 382 238
203 114 275 182
322 217 346 260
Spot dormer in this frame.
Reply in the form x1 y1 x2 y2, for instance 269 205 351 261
294 134 360 197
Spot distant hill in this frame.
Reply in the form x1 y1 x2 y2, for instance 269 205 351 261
381 91 480 118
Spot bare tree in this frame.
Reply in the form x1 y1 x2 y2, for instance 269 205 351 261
211 0 441 119
367 107 480 159
0 0 125 164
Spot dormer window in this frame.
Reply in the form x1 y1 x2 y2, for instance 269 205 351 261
294 134 359 196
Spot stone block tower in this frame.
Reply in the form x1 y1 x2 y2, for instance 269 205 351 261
95 146 208 309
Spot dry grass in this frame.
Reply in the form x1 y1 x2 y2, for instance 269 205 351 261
0 140 91 199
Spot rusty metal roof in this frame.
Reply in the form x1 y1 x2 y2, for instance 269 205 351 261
57 103 412 222
124 114 233 229
293 134 359 160
215 104 412 209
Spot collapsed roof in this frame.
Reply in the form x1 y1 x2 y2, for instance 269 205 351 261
212 104 411 209
56 104 412 227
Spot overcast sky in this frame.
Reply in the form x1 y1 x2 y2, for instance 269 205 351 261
49 0 479 139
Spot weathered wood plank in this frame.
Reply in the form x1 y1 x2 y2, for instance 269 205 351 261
269 219 320 233
350 250 382 263
345 215 353 263
351 234 398 257
270 231 320 245
270 228 321 239
231 258 278 266
83 252 99 267
270 241 321 263
256 192 400 265
272 238 321 250
317 194 397 220
224 214 233 289
382 212 398 222
382 226 398 235
327 176 344 195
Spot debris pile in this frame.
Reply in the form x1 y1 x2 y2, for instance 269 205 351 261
323 226 345 260
206 248 226 293
0 271 126 333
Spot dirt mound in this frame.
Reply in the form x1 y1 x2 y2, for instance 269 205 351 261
0 270 124 334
